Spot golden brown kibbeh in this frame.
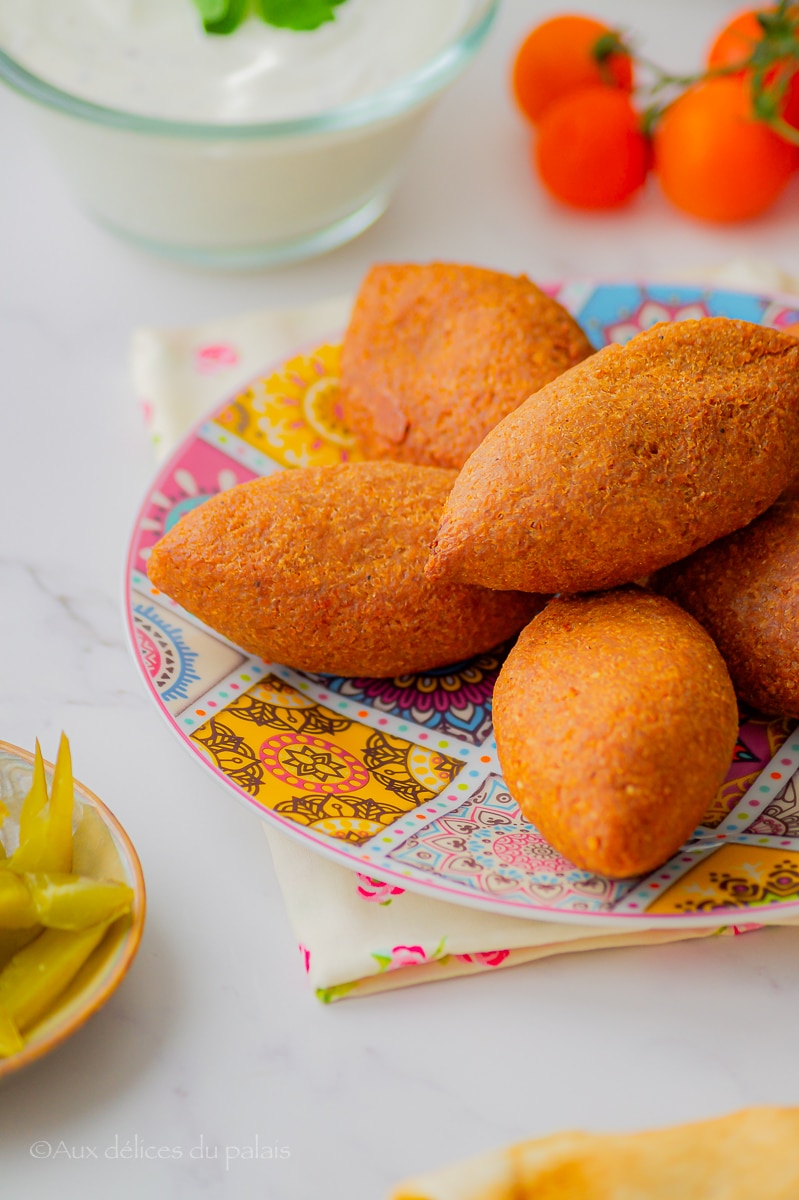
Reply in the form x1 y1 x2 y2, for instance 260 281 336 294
426 318 799 593
339 262 594 469
655 493 799 718
492 589 739 878
146 462 545 678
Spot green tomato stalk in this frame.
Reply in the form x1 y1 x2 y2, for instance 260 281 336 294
592 1 799 143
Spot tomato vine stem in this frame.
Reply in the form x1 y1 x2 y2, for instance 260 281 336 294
594 3 799 142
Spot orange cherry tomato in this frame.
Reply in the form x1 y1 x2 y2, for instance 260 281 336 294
654 75 799 221
513 14 633 125
534 85 649 209
709 9 773 66
707 7 799 128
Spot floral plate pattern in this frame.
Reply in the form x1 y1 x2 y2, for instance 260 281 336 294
125 282 799 927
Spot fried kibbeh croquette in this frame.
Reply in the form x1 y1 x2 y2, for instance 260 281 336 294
492 589 739 878
426 318 799 593
338 262 594 469
655 494 799 718
146 462 545 679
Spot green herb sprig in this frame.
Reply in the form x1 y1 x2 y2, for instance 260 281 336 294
193 0 347 35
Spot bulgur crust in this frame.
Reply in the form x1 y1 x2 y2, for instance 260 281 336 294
146 462 545 678
492 589 739 878
426 317 799 593
655 494 799 717
339 262 594 469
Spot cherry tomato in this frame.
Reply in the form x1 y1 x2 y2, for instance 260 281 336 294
513 14 633 125
708 7 799 129
654 75 799 221
534 85 649 209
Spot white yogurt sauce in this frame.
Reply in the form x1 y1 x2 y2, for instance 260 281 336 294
0 0 471 122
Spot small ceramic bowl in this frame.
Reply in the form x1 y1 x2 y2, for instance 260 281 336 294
0 740 145 1080
0 1 498 269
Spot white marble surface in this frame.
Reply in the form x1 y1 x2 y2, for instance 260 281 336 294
2 2 799 1197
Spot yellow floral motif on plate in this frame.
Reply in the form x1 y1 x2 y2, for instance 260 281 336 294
214 344 365 470
190 676 462 844
648 843 799 914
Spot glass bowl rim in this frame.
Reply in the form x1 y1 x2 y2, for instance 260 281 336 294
0 0 499 139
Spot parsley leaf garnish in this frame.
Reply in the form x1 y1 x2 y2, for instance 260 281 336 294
192 0 348 35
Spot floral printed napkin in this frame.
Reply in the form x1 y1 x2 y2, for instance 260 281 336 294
132 295 352 461
130 264 799 1001
268 830 734 1002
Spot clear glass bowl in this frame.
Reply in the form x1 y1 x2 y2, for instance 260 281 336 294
0 2 498 269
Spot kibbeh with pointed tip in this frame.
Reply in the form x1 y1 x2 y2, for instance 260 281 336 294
146 462 545 678
492 589 739 878
426 318 799 593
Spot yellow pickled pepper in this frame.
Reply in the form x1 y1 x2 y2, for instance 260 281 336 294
0 736 136 1057
0 921 112 1038
0 928 42 972
0 872 38 929
0 1008 23 1056
18 739 48 844
46 733 74 872
9 735 73 874
30 874 134 930
0 871 133 931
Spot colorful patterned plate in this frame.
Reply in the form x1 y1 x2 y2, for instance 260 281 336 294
125 282 799 928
